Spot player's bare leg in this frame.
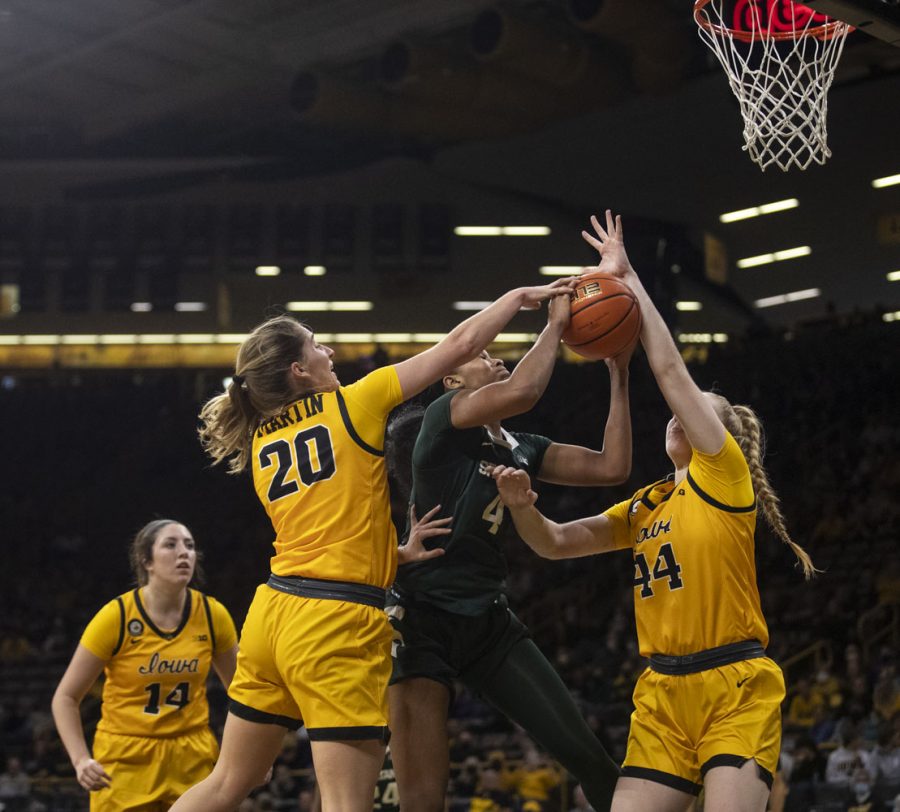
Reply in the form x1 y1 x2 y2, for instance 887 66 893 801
389 678 451 812
312 738 385 812
170 713 284 810
611 776 696 812
702 759 769 812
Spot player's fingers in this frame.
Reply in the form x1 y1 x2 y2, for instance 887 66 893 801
615 214 623 238
424 516 452 527
408 503 417 525
419 504 442 523
419 548 447 560
421 527 452 540
604 209 616 235
591 214 609 239
581 230 603 251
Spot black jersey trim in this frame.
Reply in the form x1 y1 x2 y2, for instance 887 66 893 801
638 476 674 511
621 766 701 796
307 725 391 743
685 470 756 513
133 588 193 641
335 390 384 457
700 755 773 789
111 597 126 656
200 593 216 650
229 699 301 730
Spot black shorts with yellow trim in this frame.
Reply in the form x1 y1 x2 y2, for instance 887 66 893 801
228 576 393 743
387 591 530 692
622 643 785 795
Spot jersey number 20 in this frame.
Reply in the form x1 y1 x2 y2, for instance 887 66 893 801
633 543 684 599
259 426 337 502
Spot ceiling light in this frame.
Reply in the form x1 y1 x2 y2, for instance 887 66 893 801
286 301 373 312
455 226 502 236
737 246 811 269
304 265 326 276
453 301 491 311
178 334 216 343
174 302 208 312
502 226 550 236
99 335 138 344
540 266 583 276
887 270 900 282
22 335 59 345
255 265 281 277
754 288 821 308
333 333 374 342
883 311 900 322
61 335 100 345
495 333 537 342
872 173 900 189
678 333 713 343
139 334 177 343
0 336 21 345
675 301 703 311
130 302 152 312
719 198 798 223
453 226 551 237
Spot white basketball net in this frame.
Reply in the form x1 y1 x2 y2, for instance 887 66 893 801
695 1 852 171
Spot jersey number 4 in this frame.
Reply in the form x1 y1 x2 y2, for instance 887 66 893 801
633 543 684 599
143 682 190 715
259 425 337 502
482 495 505 536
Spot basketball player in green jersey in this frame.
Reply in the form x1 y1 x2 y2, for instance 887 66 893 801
387 291 633 812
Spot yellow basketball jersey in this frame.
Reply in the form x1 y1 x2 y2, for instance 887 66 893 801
80 588 237 737
603 432 768 657
251 365 404 588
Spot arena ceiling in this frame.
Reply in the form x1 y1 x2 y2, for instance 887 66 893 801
0 0 898 335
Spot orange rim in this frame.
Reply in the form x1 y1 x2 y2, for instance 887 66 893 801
693 0 852 42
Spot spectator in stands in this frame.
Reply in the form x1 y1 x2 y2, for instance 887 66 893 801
784 735 824 812
786 677 824 732
503 748 562 808
875 666 900 722
51 519 239 810
0 756 31 803
873 721 900 803
826 720 876 787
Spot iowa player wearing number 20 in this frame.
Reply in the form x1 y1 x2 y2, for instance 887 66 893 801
51 520 238 812
386 289 632 812
494 212 818 812
168 281 576 812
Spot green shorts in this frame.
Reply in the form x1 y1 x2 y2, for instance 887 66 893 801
387 592 530 691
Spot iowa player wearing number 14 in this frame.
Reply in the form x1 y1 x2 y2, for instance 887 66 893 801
494 212 818 812
51 520 238 812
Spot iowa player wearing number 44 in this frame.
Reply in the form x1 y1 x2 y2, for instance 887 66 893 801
493 211 818 812
51 520 238 812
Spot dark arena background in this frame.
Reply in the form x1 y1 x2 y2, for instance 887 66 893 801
0 1 898 811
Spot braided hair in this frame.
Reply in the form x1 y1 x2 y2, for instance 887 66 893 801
709 394 818 579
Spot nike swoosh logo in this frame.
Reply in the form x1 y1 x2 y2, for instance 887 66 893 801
737 677 750 688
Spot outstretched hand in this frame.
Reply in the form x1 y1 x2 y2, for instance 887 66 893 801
397 504 450 565
581 210 635 280
520 277 578 310
492 465 538 509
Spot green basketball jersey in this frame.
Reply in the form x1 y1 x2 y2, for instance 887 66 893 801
394 391 551 615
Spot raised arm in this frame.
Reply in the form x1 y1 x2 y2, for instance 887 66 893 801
51 645 112 792
393 279 576 401
583 211 725 455
448 292 570 429
536 351 632 486
491 466 619 559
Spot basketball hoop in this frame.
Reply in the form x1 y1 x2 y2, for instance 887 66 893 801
694 0 853 171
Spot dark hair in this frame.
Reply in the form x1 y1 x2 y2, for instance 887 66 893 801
385 404 426 503
128 519 205 587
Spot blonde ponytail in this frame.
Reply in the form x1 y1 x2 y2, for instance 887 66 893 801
711 395 819 579
198 315 309 473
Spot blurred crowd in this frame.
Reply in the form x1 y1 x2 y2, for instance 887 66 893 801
0 313 898 811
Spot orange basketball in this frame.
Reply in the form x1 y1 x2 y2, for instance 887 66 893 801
561 271 641 360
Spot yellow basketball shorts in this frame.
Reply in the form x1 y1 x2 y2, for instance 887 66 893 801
228 582 394 741
621 656 785 795
90 726 218 811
